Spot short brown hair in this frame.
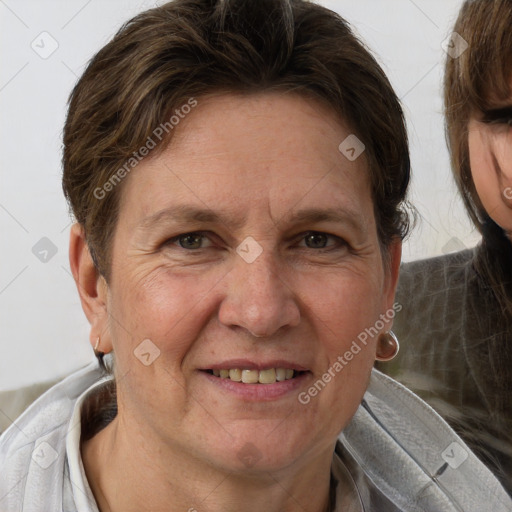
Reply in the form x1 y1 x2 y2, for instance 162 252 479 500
62 0 410 280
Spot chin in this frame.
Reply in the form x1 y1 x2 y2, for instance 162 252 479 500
203 429 313 474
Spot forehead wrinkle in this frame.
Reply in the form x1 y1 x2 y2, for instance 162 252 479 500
137 203 366 239
138 205 247 231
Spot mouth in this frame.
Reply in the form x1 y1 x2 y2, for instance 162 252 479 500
199 358 313 402
198 361 311 400
203 368 307 384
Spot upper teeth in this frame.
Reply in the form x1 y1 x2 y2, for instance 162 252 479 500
212 368 295 384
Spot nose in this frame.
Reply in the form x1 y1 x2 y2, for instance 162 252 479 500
218 252 301 338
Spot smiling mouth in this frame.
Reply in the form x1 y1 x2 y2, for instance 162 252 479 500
204 368 307 384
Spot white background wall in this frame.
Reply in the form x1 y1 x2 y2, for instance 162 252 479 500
0 0 477 390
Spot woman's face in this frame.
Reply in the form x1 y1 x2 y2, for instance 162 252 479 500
468 89 512 234
98 93 399 473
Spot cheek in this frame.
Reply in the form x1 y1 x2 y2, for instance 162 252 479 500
469 128 512 228
284 270 385 441
493 130 512 176
495 135 512 207
109 265 221 364
309 268 385 335
469 130 494 201
301 269 385 404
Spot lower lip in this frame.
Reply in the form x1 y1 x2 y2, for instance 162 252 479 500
199 371 310 401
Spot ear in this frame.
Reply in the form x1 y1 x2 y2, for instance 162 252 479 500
383 237 402 313
69 223 113 354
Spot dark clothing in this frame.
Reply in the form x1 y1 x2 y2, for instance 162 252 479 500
379 247 512 495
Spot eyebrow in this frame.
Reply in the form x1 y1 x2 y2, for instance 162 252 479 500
138 205 246 230
284 207 365 232
138 205 365 232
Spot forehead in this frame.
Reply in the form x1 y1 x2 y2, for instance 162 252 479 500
118 92 373 229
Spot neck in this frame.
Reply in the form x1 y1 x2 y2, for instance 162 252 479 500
81 414 335 512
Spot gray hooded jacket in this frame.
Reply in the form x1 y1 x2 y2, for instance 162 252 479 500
0 363 510 511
